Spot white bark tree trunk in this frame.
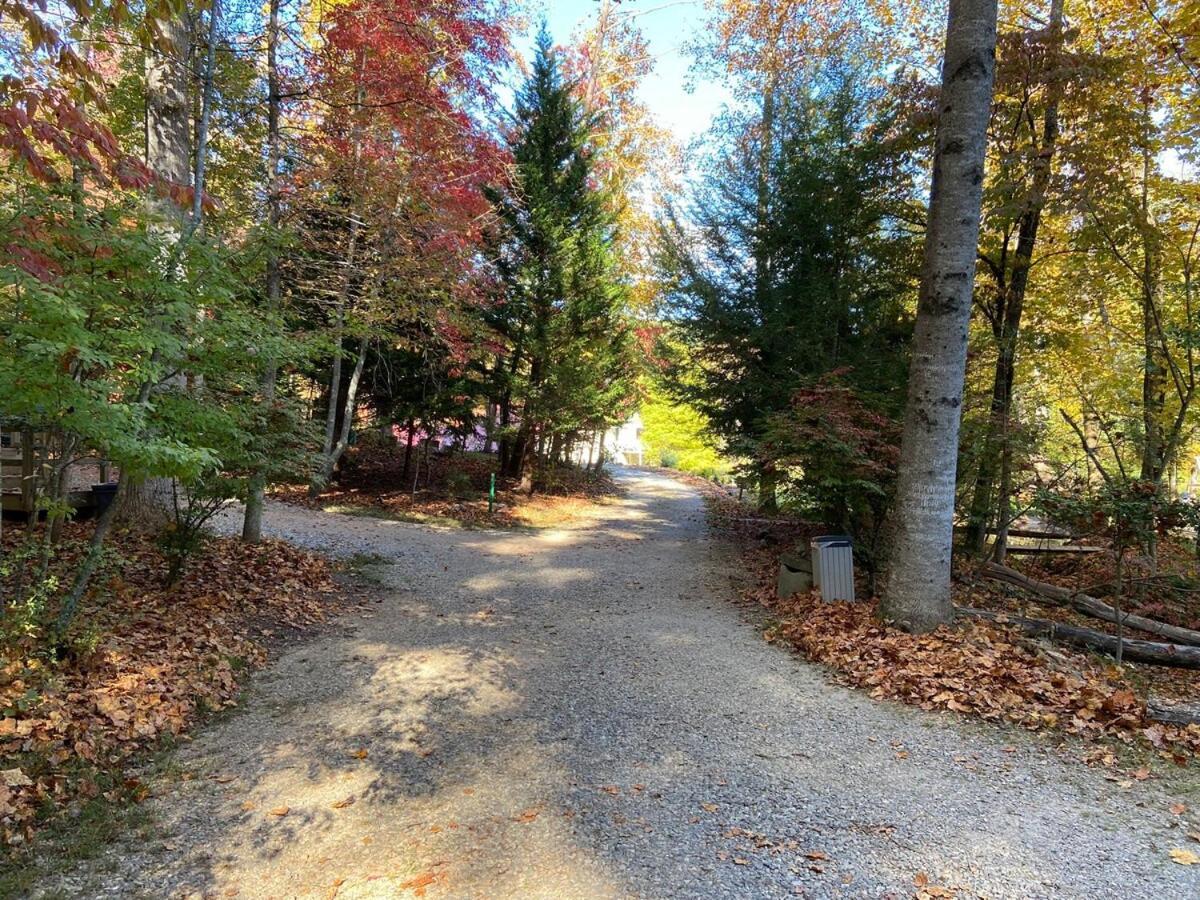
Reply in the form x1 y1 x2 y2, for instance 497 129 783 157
880 0 999 632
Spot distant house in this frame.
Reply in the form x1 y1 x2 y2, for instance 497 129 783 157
389 413 646 467
601 412 645 466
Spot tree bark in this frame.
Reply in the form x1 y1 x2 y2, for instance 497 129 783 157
313 338 368 493
190 0 220 230
120 9 192 528
243 0 282 542
880 0 998 632
401 418 416 480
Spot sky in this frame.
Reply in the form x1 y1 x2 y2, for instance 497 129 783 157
519 0 731 144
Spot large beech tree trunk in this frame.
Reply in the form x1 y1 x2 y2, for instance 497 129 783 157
880 0 998 632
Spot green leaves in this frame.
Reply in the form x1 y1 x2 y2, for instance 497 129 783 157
0 178 311 487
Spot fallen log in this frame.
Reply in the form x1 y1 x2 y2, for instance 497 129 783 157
981 561 1200 648
1147 698 1200 727
957 607 1200 669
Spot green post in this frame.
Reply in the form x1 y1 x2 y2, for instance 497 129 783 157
489 472 496 514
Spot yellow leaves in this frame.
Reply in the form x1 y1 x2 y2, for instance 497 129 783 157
351 748 370 760
269 806 290 818
1169 848 1199 865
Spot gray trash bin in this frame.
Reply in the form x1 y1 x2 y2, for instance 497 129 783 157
810 535 855 602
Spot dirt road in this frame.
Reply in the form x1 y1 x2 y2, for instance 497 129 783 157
48 469 1200 899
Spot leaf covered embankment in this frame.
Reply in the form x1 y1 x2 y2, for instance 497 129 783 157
702 491 1200 768
0 523 347 846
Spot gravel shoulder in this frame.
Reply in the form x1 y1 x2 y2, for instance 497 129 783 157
41 468 1200 899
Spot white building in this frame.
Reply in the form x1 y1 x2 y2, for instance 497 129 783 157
603 412 645 466
570 412 645 467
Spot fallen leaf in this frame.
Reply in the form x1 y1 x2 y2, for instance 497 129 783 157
599 785 620 795
1170 848 1199 865
0 769 32 788
700 802 718 813
1170 803 1187 816
513 807 539 823
398 870 441 897
804 850 829 861
733 857 749 865
914 872 929 887
332 796 356 809
269 806 290 817
351 748 369 760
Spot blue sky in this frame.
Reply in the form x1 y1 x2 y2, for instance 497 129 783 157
518 0 731 144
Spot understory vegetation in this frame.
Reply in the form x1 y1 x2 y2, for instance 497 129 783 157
279 444 623 530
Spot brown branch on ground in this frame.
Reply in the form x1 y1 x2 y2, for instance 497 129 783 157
958 607 1200 669
982 561 1200 647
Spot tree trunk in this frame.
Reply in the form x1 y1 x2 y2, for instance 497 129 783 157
982 561 1200 646
966 0 1064 557
320 309 346 462
190 0 220 230
242 0 282 543
401 418 416 480
312 338 368 492
880 0 998 633
121 8 193 528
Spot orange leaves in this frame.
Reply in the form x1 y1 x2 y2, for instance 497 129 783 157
398 870 443 897
753 561 1200 765
0 524 343 844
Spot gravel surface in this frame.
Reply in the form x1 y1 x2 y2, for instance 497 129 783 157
42 468 1200 898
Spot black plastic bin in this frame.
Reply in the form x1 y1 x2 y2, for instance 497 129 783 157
91 482 119 515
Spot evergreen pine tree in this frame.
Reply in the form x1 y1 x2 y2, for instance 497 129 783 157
490 27 633 485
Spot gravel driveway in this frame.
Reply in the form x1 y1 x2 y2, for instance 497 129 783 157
48 468 1200 898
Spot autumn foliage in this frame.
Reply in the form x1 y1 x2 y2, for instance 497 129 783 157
711 491 1200 770
0 525 346 843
